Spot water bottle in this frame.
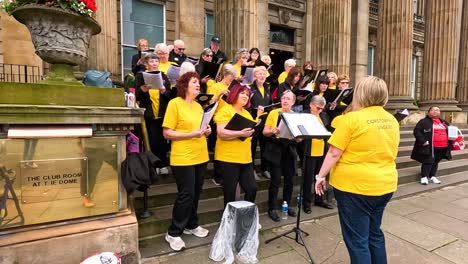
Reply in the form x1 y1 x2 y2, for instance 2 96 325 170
281 201 288 220
127 88 136 108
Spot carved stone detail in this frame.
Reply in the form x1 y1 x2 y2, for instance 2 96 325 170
12 5 101 66
279 9 291 24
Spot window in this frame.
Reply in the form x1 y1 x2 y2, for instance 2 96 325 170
205 13 214 48
367 46 375 76
270 25 295 46
411 55 417 98
121 0 165 76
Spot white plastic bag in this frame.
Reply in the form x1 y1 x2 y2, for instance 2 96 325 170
209 201 259 264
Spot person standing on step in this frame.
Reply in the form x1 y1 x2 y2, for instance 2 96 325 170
315 76 399 263
411 106 452 185
162 72 211 252
262 90 298 222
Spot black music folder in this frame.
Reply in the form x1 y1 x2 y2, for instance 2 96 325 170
262 102 281 112
225 113 257 141
200 61 222 79
294 89 313 98
394 109 409 122
195 93 214 106
240 65 255 76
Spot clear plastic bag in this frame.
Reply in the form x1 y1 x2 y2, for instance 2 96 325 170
209 201 259 264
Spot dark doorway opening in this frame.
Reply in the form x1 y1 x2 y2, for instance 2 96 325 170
269 49 294 76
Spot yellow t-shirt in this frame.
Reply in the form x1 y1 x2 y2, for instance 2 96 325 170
258 85 265 97
310 115 325 157
278 71 288 84
214 104 255 164
331 114 344 129
234 64 242 78
328 106 400 196
328 85 336 90
162 97 209 166
148 89 161 119
158 61 172 74
208 81 228 111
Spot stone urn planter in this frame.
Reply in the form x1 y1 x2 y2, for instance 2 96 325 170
11 4 101 83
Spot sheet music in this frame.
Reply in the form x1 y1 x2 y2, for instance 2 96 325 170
142 71 164 89
278 120 293 139
167 65 180 85
242 67 255 84
200 101 219 129
333 88 353 104
281 112 331 138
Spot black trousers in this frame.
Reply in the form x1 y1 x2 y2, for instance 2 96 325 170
303 156 325 208
145 117 169 168
268 151 295 210
421 147 447 178
219 161 257 207
251 134 268 172
168 163 207 236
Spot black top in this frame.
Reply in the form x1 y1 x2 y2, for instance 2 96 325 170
131 53 146 75
134 70 172 119
169 50 187 66
212 49 228 63
249 81 273 119
410 116 452 163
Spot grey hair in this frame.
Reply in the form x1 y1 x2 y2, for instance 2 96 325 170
234 48 249 62
179 62 196 76
310 95 326 106
281 89 296 102
222 64 238 77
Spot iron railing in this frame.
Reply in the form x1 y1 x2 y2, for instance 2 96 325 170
0 63 44 83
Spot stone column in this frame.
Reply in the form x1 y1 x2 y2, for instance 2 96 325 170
310 0 351 75
177 0 205 57
375 0 416 111
257 0 269 56
349 0 369 87
303 0 314 63
457 0 468 110
420 0 463 111
215 0 258 60
86 0 119 75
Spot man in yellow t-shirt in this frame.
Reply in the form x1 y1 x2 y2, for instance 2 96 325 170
314 76 399 264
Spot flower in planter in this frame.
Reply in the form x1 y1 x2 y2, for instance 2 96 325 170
2 0 97 18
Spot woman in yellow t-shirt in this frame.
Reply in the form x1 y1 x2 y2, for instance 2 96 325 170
262 90 297 222
315 76 399 263
162 72 212 252
214 84 264 207
301 95 334 214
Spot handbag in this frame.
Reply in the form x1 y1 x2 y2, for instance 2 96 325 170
452 129 465 150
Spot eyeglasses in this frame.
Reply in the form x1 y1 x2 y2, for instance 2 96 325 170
177 47 185 51
340 81 349 84
315 106 324 110
204 54 213 57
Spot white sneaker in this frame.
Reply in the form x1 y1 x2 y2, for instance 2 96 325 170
183 226 209 238
165 233 185 251
420 177 429 185
159 167 169 174
430 176 441 184
263 171 271 179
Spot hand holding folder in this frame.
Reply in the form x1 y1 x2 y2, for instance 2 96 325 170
224 113 257 141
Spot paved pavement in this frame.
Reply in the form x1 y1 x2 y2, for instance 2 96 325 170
142 183 468 264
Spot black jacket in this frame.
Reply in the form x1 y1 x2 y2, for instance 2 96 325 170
169 50 187 66
131 53 146 75
249 81 273 119
121 151 159 194
134 71 172 119
410 116 452 163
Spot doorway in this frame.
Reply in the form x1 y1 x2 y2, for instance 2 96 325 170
269 49 294 76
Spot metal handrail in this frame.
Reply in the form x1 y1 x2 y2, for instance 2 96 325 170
0 63 44 83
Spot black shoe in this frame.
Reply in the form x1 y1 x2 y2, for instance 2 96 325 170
303 206 312 214
287 207 297 217
315 201 334 209
268 210 280 222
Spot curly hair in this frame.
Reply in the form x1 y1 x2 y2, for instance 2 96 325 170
176 72 201 99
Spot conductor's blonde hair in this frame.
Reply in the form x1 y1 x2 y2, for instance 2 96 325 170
352 76 388 108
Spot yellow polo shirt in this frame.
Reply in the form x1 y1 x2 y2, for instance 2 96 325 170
328 106 399 196
163 97 209 166
214 104 255 164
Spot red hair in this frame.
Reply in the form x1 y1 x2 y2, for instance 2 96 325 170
226 84 251 109
176 72 200 99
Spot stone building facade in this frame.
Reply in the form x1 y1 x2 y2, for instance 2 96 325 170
1 0 467 122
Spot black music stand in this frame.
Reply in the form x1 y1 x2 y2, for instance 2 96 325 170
265 112 331 264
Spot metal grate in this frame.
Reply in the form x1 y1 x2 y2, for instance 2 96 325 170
0 63 44 83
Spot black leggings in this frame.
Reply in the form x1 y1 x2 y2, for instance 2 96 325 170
421 147 447 178
218 161 257 207
168 163 207 236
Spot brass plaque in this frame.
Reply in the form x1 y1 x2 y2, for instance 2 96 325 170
0 137 120 229
20 158 87 204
